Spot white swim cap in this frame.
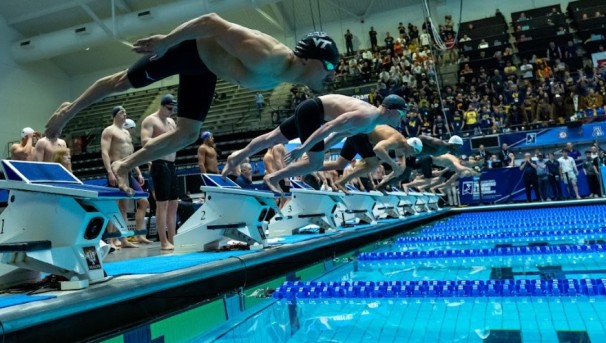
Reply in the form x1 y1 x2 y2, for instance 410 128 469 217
21 127 34 138
448 135 464 145
407 137 423 154
123 119 136 129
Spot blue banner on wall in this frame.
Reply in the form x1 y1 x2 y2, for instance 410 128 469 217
459 166 591 204
511 122 606 148
459 168 525 204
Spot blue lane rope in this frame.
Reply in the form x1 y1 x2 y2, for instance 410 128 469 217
396 227 606 245
358 243 606 260
273 278 606 299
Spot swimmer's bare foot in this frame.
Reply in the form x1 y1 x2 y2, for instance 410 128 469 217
335 181 350 194
160 243 174 251
45 102 72 138
111 160 134 196
120 239 139 248
108 240 118 250
401 185 409 194
263 174 283 194
135 235 153 244
221 152 241 178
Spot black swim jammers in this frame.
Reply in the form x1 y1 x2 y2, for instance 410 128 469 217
279 97 325 152
127 40 217 122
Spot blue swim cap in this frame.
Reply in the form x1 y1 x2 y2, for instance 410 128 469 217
201 131 212 141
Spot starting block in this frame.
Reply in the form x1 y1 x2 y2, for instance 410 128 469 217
335 184 384 225
268 180 345 237
422 192 440 211
387 187 427 216
371 189 402 219
0 160 147 290
174 174 280 252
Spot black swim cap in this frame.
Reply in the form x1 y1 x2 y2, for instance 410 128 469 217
381 95 408 111
293 32 340 70
112 106 125 118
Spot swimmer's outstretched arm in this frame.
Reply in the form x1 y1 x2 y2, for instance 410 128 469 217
133 13 229 59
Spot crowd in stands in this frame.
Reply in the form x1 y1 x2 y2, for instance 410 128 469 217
450 4 606 139
326 2 606 143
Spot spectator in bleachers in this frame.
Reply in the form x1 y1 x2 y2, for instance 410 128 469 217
517 12 529 22
419 29 431 48
385 32 395 52
536 60 552 81
432 114 448 138
535 96 552 123
409 25 420 43
463 105 479 134
405 111 423 137
564 40 578 60
449 109 464 135
460 64 474 77
368 88 383 107
381 52 393 71
547 7 560 16
51 147 72 172
344 29 354 56
398 22 407 38
584 88 603 112
10 127 40 161
478 39 489 49
369 26 378 51
360 60 372 83
459 34 471 42
479 112 495 133
546 41 563 62
393 39 404 57
519 59 534 79
504 61 517 79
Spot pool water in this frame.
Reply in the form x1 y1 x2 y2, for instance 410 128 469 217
202 205 606 342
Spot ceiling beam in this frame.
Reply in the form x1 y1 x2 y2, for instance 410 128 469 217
268 3 293 33
77 0 116 38
323 0 362 20
114 0 131 12
255 8 285 33
7 0 96 25
362 0 378 17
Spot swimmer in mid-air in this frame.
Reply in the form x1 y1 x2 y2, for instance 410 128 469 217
222 94 409 193
46 13 339 195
